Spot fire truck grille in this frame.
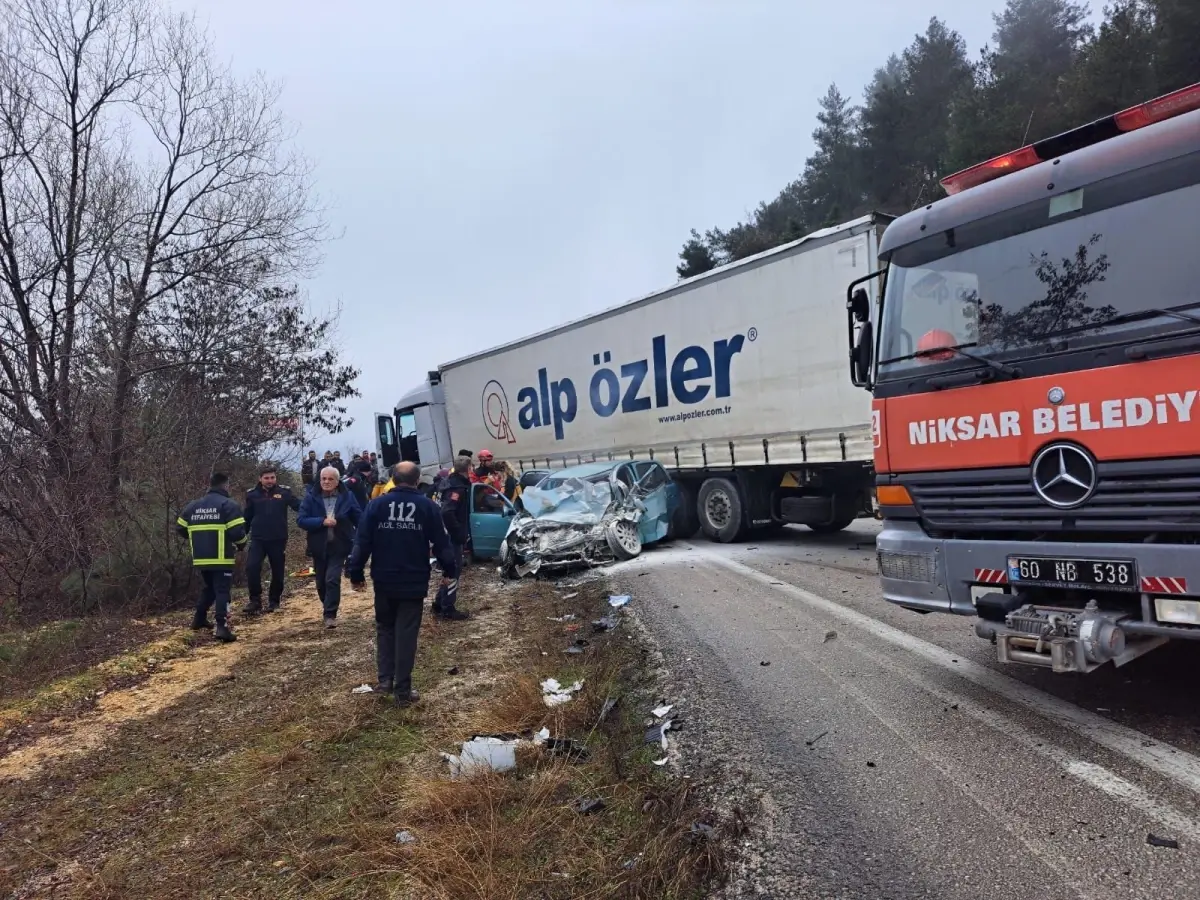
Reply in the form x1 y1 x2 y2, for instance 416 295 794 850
898 456 1200 535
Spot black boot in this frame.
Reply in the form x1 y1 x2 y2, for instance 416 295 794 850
242 599 263 616
213 622 237 643
395 688 420 708
191 611 213 631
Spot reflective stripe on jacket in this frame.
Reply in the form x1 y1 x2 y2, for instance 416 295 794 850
176 488 248 568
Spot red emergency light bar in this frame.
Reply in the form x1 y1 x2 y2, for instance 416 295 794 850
940 81 1200 196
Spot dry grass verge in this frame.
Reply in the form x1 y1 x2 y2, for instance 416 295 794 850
0 569 729 899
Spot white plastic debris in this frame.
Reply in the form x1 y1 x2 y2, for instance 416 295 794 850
395 830 417 844
541 677 585 707
351 684 374 694
533 726 551 745
652 757 669 766
460 737 518 774
443 737 520 777
652 704 674 719
562 592 579 600
608 595 631 608
547 614 577 622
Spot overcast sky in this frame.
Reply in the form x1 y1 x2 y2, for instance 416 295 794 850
200 0 1003 453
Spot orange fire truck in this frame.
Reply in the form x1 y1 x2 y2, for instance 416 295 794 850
847 82 1200 674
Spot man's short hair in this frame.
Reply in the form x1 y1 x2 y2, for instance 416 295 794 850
457 449 472 459
259 464 277 476
210 472 230 490
453 455 471 473
393 462 421 486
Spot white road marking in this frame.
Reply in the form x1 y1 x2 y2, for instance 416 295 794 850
767 614 1200 842
686 544 1200 799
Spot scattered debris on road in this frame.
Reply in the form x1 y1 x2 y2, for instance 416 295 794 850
609 594 632 608
1147 833 1180 849
350 684 374 694
805 730 829 748
823 630 838 643
652 704 674 719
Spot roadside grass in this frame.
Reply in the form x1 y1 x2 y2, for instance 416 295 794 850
0 533 311 738
0 572 728 899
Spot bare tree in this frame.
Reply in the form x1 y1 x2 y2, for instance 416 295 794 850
0 0 355 623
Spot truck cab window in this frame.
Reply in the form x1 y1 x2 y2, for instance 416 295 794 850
398 410 419 463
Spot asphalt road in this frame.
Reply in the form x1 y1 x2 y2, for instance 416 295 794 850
614 522 1200 900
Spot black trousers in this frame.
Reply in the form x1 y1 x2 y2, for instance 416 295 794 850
433 543 464 612
246 538 287 606
374 586 425 694
197 569 233 625
313 550 345 617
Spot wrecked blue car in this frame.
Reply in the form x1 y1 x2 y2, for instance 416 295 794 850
500 460 680 577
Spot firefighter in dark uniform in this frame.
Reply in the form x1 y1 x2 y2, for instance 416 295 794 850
347 461 458 707
176 472 248 643
242 464 301 615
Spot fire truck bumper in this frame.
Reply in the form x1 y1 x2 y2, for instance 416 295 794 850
875 520 1200 637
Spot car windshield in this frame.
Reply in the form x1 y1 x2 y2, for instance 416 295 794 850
877 150 1200 377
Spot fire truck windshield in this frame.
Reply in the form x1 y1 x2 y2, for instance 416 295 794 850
877 150 1200 377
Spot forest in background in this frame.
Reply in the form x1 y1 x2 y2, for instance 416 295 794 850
676 0 1200 277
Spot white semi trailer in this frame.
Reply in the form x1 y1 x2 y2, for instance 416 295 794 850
377 214 888 542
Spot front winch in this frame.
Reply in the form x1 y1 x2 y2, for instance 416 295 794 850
988 601 1138 674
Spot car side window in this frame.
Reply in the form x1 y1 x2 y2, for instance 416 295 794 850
473 485 506 514
638 463 668 490
615 465 636 488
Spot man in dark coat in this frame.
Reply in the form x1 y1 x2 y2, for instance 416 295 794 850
297 466 361 627
434 455 473 620
347 462 457 707
242 464 301 615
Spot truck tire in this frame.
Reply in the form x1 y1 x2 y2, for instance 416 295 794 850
698 477 747 543
670 484 701 540
807 511 857 534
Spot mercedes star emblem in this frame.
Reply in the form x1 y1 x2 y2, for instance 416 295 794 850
1031 443 1097 509
1047 386 1065 405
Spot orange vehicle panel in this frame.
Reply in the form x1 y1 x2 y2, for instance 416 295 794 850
875 354 1200 474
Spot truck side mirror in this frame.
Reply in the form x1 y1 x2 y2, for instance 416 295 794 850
850 321 873 387
848 287 870 323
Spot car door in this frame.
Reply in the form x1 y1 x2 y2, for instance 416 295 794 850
632 462 672 544
469 483 516 559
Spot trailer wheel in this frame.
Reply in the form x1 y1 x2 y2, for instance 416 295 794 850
670 484 701 540
698 478 747 543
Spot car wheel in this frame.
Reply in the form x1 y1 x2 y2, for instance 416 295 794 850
698 477 747 543
606 519 643 560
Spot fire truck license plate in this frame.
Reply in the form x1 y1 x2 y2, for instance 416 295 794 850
1007 556 1138 592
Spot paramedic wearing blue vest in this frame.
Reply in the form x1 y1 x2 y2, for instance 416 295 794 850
347 461 458 708
176 472 248 643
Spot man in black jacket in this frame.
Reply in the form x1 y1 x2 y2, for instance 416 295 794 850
301 451 321 488
347 462 457 707
176 472 248 643
434 455 473 620
242 465 301 615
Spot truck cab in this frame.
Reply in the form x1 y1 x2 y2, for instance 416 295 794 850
850 82 1200 674
376 372 453 481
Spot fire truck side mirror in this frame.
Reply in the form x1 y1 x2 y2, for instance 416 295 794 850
850 320 873 388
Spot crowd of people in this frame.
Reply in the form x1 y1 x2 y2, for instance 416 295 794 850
174 448 514 707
